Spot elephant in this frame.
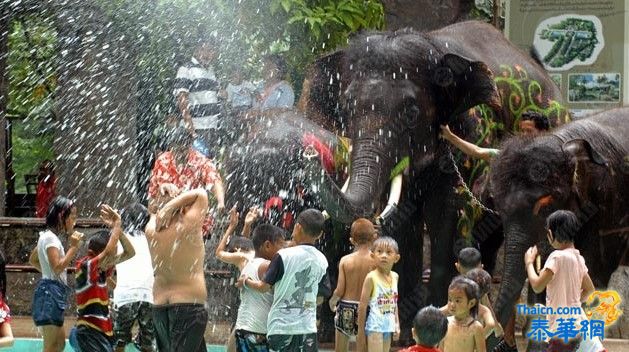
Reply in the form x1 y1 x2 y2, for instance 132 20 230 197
301 20 569 334
489 108 629 327
222 109 348 229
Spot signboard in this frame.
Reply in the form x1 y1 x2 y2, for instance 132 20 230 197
505 0 627 116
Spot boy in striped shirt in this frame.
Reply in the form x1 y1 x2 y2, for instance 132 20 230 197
72 205 135 351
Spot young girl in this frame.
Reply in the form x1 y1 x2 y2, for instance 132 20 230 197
29 196 84 352
440 276 486 352
0 249 14 348
464 268 503 339
358 236 400 352
525 210 604 352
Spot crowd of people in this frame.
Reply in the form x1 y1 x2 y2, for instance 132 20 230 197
0 37 606 352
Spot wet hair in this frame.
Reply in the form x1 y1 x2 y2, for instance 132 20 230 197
166 126 194 149
0 249 6 299
296 209 325 238
252 224 285 251
227 236 254 253
46 196 75 231
371 236 399 253
88 230 111 255
465 268 492 297
350 218 376 245
448 276 480 318
457 247 482 270
413 305 448 347
120 203 149 235
264 54 288 79
521 111 550 131
546 210 579 243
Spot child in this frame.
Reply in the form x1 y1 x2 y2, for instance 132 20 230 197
464 269 502 339
456 247 482 274
358 236 400 352
113 203 155 352
216 207 259 352
30 196 84 352
72 205 136 352
440 276 486 352
225 69 257 113
0 250 14 348
401 306 448 352
330 218 377 352
234 223 286 352
524 210 602 352
239 208 330 352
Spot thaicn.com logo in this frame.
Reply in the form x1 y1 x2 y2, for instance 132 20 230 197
517 290 622 344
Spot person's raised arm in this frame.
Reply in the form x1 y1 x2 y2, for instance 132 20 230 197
156 188 208 231
211 178 225 214
0 321 14 348
46 231 84 276
216 208 249 270
440 125 496 162
97 205 127 270
329 258 347 312
357 273 374 352
525 246 554 293
242 207 260 238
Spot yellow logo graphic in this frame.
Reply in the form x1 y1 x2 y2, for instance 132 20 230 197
583 290 623 326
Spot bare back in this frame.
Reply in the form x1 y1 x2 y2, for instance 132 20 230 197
339 248 375 301
146 190 208 305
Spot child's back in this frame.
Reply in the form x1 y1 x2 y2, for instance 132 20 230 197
340 249 375 301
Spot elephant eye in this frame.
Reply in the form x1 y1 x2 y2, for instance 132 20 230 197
402 100 421 128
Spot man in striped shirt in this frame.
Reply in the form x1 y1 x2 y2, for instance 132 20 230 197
174 37 223 159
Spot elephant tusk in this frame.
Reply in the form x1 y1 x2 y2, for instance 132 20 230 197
377 174 403 223
340 177 350 193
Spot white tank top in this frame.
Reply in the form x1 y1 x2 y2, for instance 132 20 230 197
235 257 273 334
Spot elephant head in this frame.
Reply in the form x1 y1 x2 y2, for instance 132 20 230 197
304 30 501 223
489 133 614 326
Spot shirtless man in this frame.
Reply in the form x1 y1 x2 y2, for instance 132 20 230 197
329 218 377 352
145 188 209 352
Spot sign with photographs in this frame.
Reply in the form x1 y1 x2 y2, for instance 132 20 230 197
505 0 627 114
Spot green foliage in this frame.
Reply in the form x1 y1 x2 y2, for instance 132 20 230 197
7 15 57 193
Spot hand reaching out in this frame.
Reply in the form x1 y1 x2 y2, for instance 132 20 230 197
244 206 260 227
69 231 85 248
524 246 538 266
100 204 121 228
228 207 239 229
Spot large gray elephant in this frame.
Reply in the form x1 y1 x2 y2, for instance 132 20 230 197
489 108 629 326
302 20 568 328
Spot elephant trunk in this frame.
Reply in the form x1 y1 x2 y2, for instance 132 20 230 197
304 136 394 224
494 221 532 327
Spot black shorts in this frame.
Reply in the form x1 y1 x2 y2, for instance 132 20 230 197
267 333 318 352
114 301 155 350
153 303 207 352
75 325 114 352
235 329 269 352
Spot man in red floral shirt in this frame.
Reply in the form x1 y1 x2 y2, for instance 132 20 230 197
148 127 225 237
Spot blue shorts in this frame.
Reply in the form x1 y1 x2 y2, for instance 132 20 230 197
365 331 393 340
32 279 68 327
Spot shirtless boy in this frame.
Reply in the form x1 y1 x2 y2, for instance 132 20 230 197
329 218 377 352
145 188 209 352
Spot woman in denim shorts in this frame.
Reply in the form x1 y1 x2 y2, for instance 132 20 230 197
29 196 84 352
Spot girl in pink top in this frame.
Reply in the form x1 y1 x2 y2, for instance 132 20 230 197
525 210 604 352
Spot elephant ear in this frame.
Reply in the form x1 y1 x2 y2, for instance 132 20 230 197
562 139 608 203
431 53 502 123
300 50 346 129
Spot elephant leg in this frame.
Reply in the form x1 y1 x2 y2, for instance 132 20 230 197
473 211 504 275
424 181 459 307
